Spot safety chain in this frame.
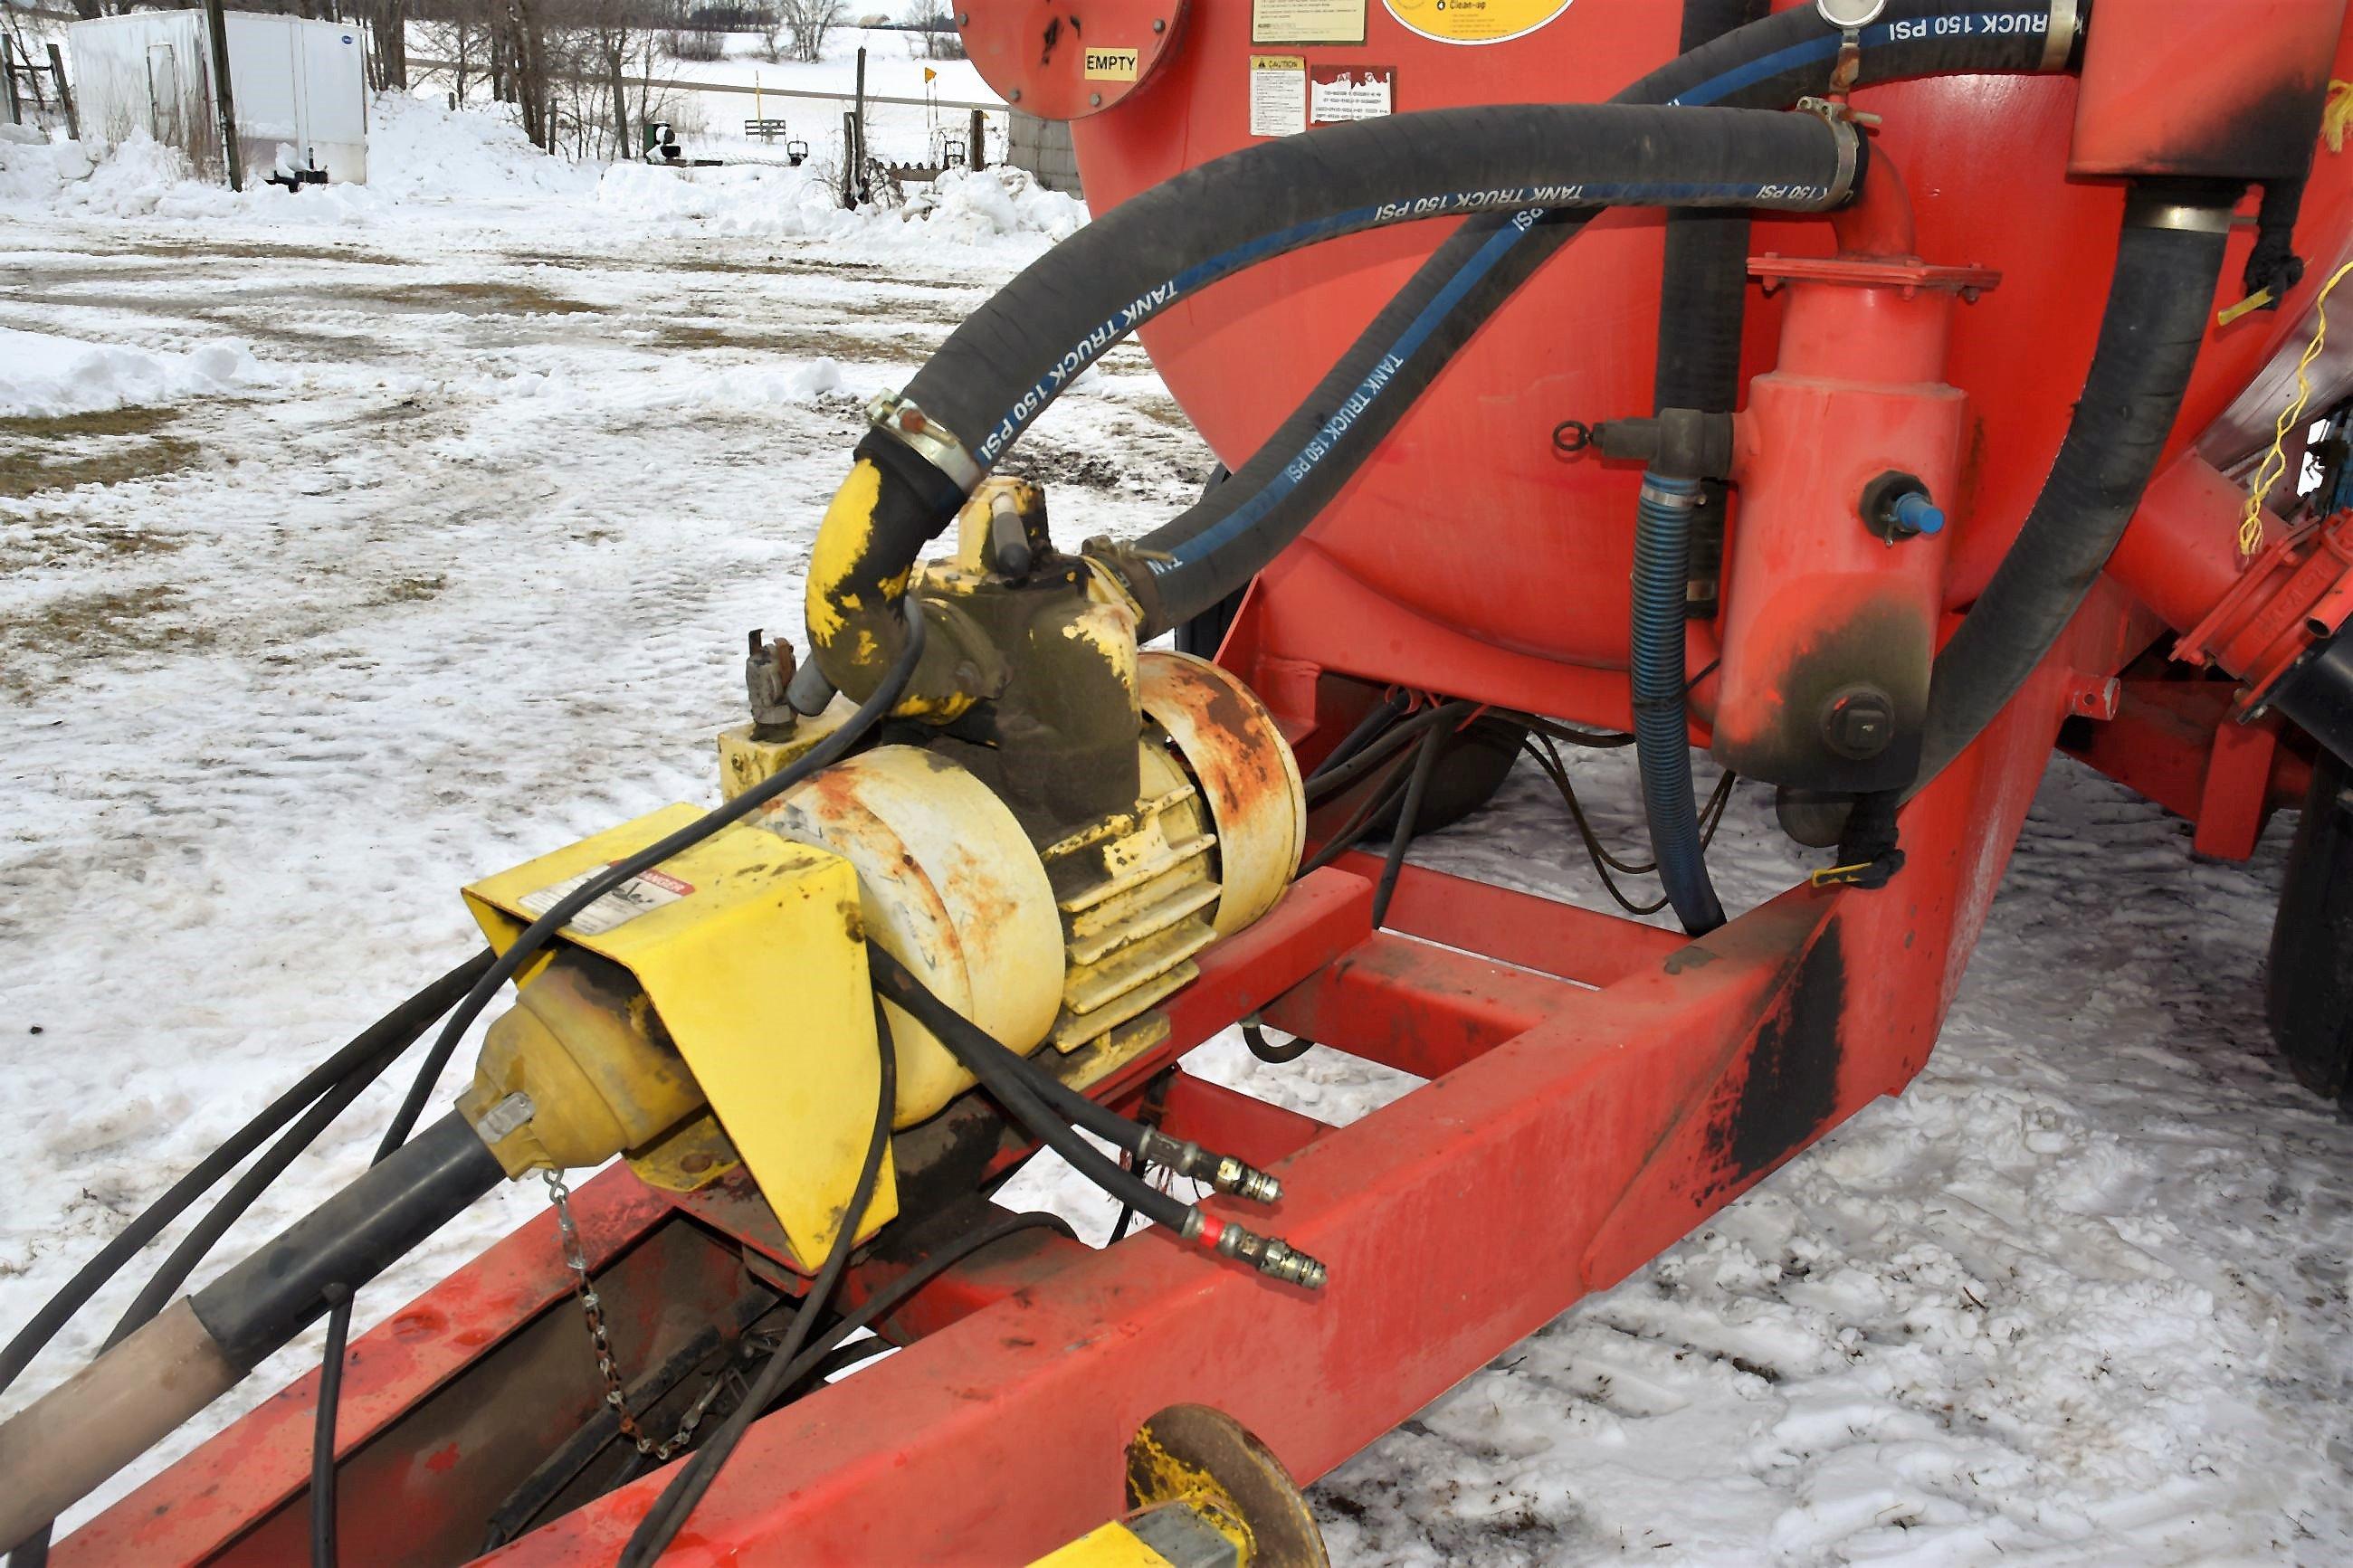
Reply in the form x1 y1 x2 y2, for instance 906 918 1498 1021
542 1168 713 1462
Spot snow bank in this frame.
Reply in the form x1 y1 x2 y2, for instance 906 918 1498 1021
595 159 1084 243
367 92 598 202
902 166 1085 243
595 158 862 238
0 127 94 205
0 327 269 418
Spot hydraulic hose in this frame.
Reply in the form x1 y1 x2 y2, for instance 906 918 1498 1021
1657 0 1767 622
0 1113 504 1548
1633 475 1728 931
1914 187 2234 788
1127 0 2077 633
812 103 1864 703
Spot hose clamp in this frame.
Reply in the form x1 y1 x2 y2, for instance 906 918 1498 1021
1826 116 1863 209
2040 0 2081 73
865 392 984 495
2124 192 2237 234
1640 475 1701 510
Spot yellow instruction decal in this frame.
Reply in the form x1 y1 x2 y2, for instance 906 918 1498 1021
1253 0 1367 44
1383 0 1575 46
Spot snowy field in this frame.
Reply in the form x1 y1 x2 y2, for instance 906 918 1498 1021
4 90 2351 1568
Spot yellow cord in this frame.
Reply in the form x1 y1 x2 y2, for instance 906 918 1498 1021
2225 80 2353 552
2243 259 2353 558
2325 78 2353 154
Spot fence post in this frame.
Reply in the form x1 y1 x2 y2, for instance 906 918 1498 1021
841 109 857 208
48 43 76 141
968 107 984 171
201 0 243 190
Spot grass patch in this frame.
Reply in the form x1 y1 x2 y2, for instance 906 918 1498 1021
131 240 403 266
372 280 601 316
369 574 447 605
0 408 200 500
650 319 927 359
0 512 186 573
0 584 214 695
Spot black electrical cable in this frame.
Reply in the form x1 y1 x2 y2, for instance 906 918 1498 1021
871 947 1197 1235
0 950 491 1406
617 994 900 1568
1300 768 1416 879
406 595 929 1195
1523 737 1737 917
1371 712 1449 928
1302 703 1462 805
1242 1023 1316 1066
1308 692 1410 781
742 1210 1073 1414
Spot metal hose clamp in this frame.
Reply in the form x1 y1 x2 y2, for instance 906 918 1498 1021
2124 189 2238 234
865 391 985 494
2041 0 2082 73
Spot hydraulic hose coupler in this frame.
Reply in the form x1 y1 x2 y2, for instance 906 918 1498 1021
1183 1210 1328 1290
1143 1129 1282 1205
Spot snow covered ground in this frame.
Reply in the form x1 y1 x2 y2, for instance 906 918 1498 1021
3 95 2350 1566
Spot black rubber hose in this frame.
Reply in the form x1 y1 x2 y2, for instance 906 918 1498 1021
188 1112 505 1369
618 995 899 1568
869 946 1197 1233
814 105 1861 694
406 594 928 1150
1915 193 2233 787
1657 0 1767 622
0 950 492 1403
1127 0 2074 633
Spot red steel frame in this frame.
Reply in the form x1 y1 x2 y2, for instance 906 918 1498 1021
66 584 2142 1564
60 6 2353 1560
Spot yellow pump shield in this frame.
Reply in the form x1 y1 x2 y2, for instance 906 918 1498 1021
463 805 889 1270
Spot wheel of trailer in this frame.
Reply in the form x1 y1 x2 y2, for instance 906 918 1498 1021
2269 746 2353 1107
1125 1404 1329 1568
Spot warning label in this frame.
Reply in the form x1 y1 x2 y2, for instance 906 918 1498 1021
1083 46 1139 81
1310 64 1394 123
1382 0 1576 46
1249 53 1308 138
1252 0 1367 44
519 863 693 936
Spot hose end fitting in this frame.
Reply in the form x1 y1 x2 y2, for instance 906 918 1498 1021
1186 1211 1327 1289
1144 1131 1283 1205
1214 1156 1283 1206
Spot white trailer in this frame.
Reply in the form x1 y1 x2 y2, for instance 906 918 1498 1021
66 11 367 185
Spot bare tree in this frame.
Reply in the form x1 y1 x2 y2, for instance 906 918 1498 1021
775 0 841 63
904 0 961 60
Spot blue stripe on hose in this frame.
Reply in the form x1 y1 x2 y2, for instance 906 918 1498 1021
1162 214 1540 570
1669 14 2052 105
1148 10 2057 565
973 175 1824 468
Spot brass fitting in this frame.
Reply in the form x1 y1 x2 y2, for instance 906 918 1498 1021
1184 1212 1328 1290
1143 1130 1282 1205
456 952 706 1177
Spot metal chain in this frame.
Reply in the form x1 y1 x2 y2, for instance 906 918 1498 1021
542 1168 713 1461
